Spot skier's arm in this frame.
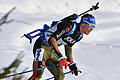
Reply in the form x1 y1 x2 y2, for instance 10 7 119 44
64 45 73 64
48 22 72 58
48 36 63 58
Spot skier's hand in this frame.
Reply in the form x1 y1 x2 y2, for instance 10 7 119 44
69 63 81 76
58 57 67 69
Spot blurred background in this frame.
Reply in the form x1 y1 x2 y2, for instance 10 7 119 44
0 0 120 80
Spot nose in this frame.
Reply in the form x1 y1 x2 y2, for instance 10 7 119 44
87 27 93 34
89 28 94 31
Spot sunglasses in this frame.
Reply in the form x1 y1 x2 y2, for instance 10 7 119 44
88 23 95 29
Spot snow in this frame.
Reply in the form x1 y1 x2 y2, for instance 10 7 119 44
0 0 120 80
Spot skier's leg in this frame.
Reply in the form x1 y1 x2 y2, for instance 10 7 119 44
28 38 46 80
46 59 64 80
42 44 65 80
28 61 44 80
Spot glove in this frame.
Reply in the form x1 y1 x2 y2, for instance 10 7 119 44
58 57 67 69
69 63 80 76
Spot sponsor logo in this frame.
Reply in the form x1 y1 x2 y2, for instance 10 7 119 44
64 36 76 44
56 30 66 38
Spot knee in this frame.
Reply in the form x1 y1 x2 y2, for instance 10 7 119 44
54 70 65 80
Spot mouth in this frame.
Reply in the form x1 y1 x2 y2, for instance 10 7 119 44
85 30 91 35
85 32 89 35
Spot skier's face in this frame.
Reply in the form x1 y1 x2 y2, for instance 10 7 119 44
80 23 94 35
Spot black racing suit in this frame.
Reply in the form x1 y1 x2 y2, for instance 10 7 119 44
44 21 83 61
28 14 83 80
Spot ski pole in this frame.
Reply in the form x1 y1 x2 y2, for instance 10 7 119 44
0 64 57 79
45 71 72 80
46 70 82 80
